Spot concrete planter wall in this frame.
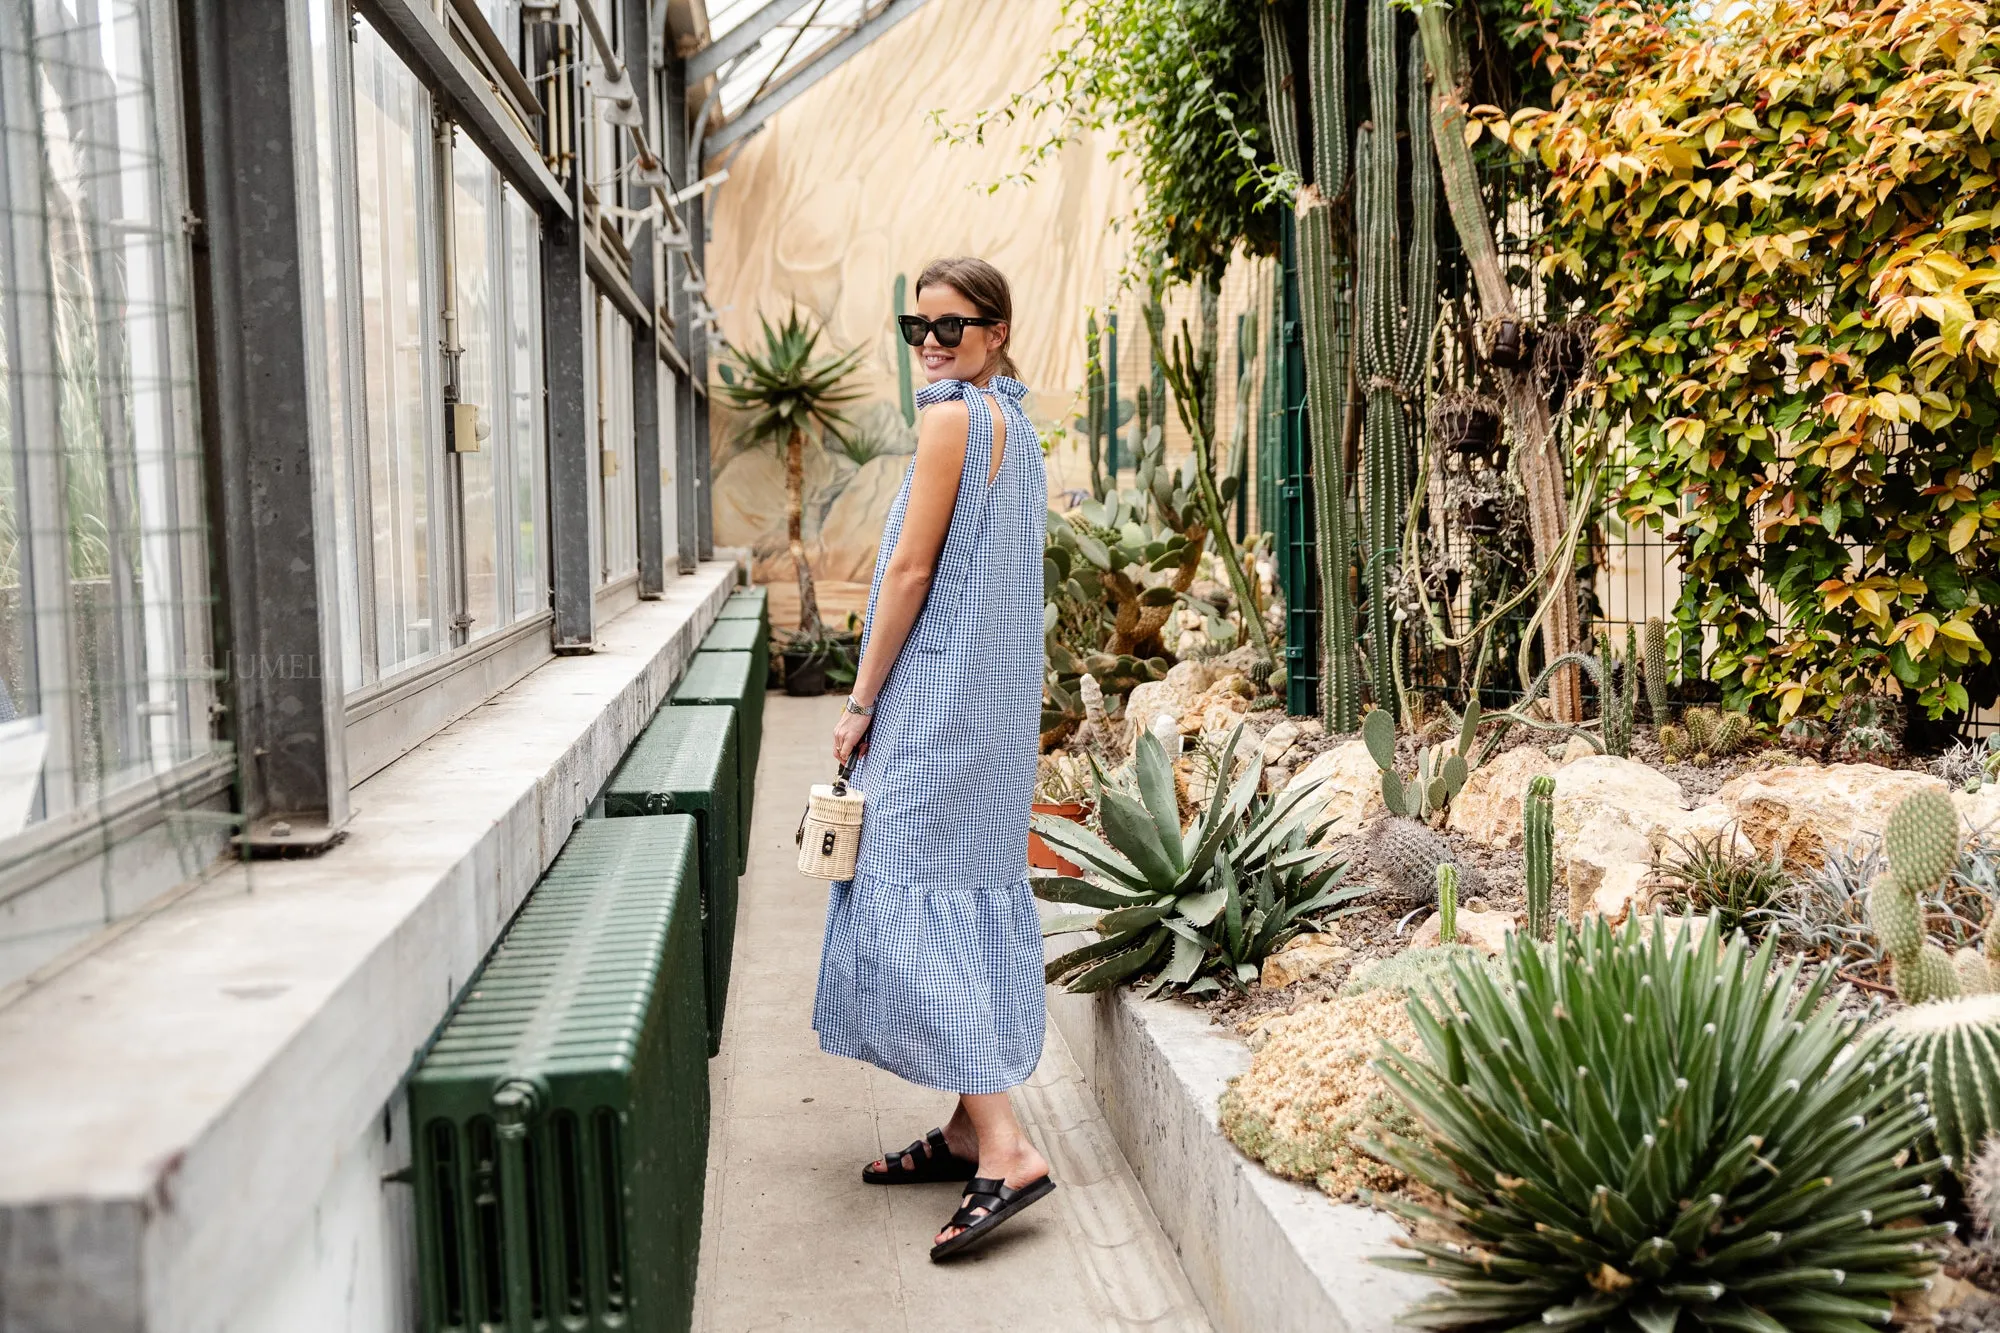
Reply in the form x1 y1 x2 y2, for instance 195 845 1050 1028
1046 985 1438 1333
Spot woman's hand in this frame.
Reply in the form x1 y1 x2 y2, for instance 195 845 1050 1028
833 708 872 767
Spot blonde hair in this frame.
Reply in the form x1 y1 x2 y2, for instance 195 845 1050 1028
914 256 1019 380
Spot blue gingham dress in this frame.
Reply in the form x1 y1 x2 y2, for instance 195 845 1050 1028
813 375 1047 1094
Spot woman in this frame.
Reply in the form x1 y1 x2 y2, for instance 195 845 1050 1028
818 256 1054 1261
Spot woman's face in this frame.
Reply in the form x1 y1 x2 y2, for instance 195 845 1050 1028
914 283 1007 384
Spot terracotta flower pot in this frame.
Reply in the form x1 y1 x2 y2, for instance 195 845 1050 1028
1028 801 1089 876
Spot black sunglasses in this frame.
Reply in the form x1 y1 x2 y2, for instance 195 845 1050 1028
897 314 1000 349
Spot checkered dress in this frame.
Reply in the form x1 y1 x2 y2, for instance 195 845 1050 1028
813 374 1047 1094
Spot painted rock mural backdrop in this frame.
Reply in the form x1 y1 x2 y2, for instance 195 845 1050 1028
702 0 1137 631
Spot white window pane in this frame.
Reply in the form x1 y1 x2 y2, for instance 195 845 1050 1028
352 20 436 677
452 138 501 641
504 186 543 618
26 0 206 810
307 0 364 692
596 296 635 584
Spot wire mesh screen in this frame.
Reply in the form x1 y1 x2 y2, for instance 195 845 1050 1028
0 0 228 962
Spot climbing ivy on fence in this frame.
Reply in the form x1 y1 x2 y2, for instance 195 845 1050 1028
1492 0 2000 721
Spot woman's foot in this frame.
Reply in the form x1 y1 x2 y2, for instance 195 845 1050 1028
933 1141 1049 1246
868 1108 978 1178
864 1121 980 1181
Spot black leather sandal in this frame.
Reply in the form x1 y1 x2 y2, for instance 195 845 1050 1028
928 1175 1057 1261
862 1127 978 1184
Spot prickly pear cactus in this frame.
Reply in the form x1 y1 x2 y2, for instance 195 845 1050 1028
1878 993 2000 1180
1871 789 1968 1006
1886 789 1960 893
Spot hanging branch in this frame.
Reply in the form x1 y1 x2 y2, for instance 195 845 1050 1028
1409 0 1584 721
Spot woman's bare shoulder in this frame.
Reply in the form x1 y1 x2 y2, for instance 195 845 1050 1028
916 397 971 448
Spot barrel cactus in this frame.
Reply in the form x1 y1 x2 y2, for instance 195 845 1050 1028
1869 789 1969 1005
1878 993 2000 1181
1368 913 1948 1325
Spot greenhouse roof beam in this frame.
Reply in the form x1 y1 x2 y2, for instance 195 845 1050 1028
701 0 930 160
687 0 817 82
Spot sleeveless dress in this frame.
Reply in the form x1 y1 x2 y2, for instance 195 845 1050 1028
812 375 1048 1094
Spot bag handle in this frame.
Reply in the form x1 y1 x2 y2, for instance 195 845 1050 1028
795 758 855 847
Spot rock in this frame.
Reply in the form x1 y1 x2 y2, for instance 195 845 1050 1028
1712 763 1951 867
1199 702 1249 736
1163 659 1221 695
1448 745 1558 849
1550 755 1692 926
1957 783 2000 839
1261 763 1291 793
1284 739 1385 839
1125 679 1192 750
1260 934 1352 989
1261 720 1302 765
1560 736 1597 764
811 455 908 582
1411 904 1517 956
1674 802 1755 860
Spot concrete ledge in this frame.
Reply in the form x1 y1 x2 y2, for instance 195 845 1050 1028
0 562 736 1333
1047 984 1437 1333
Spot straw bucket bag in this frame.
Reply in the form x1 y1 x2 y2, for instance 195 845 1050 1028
796 762 865 880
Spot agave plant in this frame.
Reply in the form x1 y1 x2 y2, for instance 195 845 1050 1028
1033 724 1354 994
1366 914 1948 1330
1184 827 1360 996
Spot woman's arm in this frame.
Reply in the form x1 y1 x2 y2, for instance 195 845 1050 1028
832 399 973 764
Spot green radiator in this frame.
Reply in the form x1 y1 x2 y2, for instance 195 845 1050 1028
715 586 766 621
411 816 708 1333
699 617 768 694
671 650 762 872
602 705 739 1056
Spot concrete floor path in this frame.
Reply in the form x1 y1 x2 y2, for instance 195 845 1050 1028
694 693 1212 1333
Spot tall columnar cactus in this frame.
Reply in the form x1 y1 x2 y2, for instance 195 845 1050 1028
1435 862 1458 945
1869 789 1967 1005
1262 0 1359 731
893 273 916 427
1596 628 1638 759
1085 312 1106 499
1356 7 1438 716
1642 616 1671 723
1523 775 1554 940
1878 994 2000 1180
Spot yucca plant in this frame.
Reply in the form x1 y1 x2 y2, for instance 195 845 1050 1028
1033 724 1354 993
1367 913 1948 1330
715 309 865 637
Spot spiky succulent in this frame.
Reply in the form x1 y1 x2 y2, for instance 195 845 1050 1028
1367 913 1949 1329
1364 815 1483 909
1878 994 2000 1185
1662 706 1754 765
1033 724 1361 993
1968 1135 2000 1240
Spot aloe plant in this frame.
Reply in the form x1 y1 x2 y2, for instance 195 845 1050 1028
1033 724 1359 994
1368 914 1948 1327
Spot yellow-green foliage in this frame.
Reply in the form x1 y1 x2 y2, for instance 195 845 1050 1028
1496 0 1999 721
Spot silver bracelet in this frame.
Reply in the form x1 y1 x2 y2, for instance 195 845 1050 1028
844 695 875 717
